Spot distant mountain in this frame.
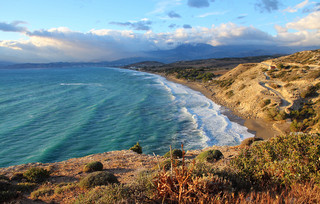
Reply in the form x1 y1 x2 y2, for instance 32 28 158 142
147 43 319 63
0 61 14 67
2 43 319 68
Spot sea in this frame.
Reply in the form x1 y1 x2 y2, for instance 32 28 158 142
0 67 254 167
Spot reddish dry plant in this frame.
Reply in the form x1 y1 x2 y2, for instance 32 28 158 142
153 144 231 203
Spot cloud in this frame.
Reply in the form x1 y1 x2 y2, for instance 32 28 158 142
237 14 248 19
284 0 309 13
0 21 28 33
110 19 152 31
168 11 181 18
169 24 178 29
1 15 320 63
196 11 227 18
274 11 320 46
255 0 280 12
187 0 215 8
286 11 320 30
303 2 320 13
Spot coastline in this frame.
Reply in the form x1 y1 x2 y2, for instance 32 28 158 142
157 73 276 140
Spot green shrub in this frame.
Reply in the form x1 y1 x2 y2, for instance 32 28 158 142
79 171 119 189
129 142 142 154
54 183 77 195
196 150 223 163
16 182 37 192
231 133 320 187
23 168 50 183
240 137 264 148
74 184 132 204
30 187 54 199
160 159 182 171
83 161 103 172
163 149 183 159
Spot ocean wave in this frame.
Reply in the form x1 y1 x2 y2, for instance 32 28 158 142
155 75 254 147
60 83 102 86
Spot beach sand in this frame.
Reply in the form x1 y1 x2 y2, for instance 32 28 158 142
159 73 277 140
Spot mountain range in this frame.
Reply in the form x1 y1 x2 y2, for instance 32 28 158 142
1 43 318 68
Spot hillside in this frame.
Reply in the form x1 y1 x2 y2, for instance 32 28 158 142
206 49 320 133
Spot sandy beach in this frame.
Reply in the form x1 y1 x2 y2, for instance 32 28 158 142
158 73 277 140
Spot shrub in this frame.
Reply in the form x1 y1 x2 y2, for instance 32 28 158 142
160 159 182 171
226 90 234 98
163 149 183 159
74 184 132 204
30 187 54 199
301 85 319 98
231 133 320 187
129 142 142 154
23 168 50 183
196 150 223 163
260 99 271 108
238 84 246 91
79 171 119 189
54 183 77 195
83 161 103 172
240 137 264 148
16 182 37 192
0 175 9 181
153 145 231 203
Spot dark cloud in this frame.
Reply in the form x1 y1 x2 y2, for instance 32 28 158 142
183 24 192 29
188 0 215 8
255 0 279 12
169 24 177 29
110 20 152 31
303 3 320 13
168 11 181 18
237 15 247 19
0 21 27 32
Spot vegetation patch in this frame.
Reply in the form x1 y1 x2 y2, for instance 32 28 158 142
83 161 103 172
301 83 320 98
240 137 264 148
79 171 119 189
231 133 320 187
260 98 271 108
74 184 132 204
30 187 54 200
163 149 183 159
129 142 142 154
196 150 223 163
23 167 50 183
212 79 234 89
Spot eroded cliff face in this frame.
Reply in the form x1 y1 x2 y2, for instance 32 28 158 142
209 49 320 133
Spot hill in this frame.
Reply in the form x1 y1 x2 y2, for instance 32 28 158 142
150 49 320 134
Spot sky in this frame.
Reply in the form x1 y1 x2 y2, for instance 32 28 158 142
0 0 319 63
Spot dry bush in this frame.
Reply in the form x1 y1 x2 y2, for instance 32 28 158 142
153 144 231 203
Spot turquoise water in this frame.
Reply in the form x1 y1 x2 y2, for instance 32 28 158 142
0 67 253 167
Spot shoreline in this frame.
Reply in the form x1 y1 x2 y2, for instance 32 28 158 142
157 73 276 140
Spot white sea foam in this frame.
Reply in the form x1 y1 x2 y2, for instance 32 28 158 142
60 83 102 86
154 74 254 148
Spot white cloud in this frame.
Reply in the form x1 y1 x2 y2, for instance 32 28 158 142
196 11 227 18
1 14 320 63
286 11 320 30
284 0 309 13
273 11 320 46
